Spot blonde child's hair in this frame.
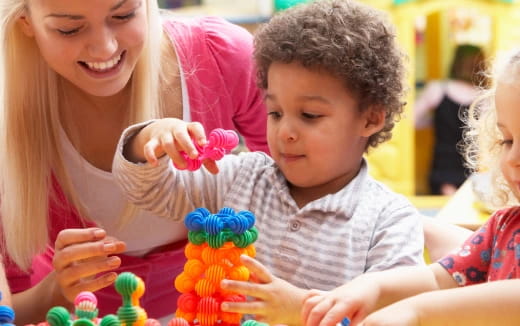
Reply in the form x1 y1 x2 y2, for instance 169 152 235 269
464 49 520 209
0 0 164 270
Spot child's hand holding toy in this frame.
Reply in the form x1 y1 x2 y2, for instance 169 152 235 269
220 255 308 326
124 118 239 174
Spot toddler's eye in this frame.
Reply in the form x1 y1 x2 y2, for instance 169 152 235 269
302 112 322 119
268 111 282 119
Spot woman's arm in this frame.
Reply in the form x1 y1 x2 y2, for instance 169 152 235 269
0 258 11 306
12 271 72 325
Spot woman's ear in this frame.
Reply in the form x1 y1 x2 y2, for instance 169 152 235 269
18 14 35 37
361 106 386 137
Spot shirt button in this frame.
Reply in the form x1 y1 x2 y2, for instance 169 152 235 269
289 219 301 231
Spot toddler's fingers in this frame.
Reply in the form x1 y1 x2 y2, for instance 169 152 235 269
220 279 268 300
54 228 106 251
159 133 186 166
202 159 219 174
301 294 324 325
305 298 334 326
173 127 199 159
240 255 273 283
221 299 266 315
187 121 207 147
319 303 352 326
144 138 161 166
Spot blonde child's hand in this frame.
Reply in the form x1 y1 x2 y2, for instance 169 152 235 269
52 228 127 303
220 255 308 326
301 275 380 326
359 300 420 326
124 118 219 174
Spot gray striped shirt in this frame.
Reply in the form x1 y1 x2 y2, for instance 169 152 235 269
113 123 424 291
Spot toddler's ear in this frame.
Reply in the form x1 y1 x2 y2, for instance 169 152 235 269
361 106 385 137
18 13 35 37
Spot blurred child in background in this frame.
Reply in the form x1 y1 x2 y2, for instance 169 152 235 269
415 44 486 195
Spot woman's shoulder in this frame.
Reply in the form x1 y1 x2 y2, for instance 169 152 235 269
162 16 253 52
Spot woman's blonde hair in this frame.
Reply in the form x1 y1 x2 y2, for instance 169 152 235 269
464 49 520 209
0 0 163 270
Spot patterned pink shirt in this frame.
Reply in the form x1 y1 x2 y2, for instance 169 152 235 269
438 206 520 285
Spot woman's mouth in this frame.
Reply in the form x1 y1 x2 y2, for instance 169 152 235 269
79 51 125 76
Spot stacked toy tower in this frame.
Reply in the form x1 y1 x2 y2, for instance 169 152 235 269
172 207 258 326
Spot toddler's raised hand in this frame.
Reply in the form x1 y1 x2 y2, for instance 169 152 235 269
52 228 126 303
124 118 220 174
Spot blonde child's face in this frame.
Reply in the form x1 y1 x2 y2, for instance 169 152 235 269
18 0 147 97
265 61 379 201
496 81 520 200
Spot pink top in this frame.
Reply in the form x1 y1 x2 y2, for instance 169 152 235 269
438 206 520 285
4 16 267 318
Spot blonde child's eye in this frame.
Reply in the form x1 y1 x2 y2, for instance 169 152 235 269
499 139 513 146
57 28 81 36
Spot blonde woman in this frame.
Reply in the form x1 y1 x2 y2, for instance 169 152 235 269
0 0 267 323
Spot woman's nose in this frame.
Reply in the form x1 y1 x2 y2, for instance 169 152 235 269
87 27 118 60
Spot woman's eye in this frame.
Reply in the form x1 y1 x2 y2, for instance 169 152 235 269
114 12 136 21
57 28 80 36
499 139 513 146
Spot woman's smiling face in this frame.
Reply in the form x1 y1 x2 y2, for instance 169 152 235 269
19 0 147 97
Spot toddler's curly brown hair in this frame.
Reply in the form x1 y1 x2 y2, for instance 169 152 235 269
254 0 406 149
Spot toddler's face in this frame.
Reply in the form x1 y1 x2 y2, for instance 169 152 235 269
19 0 147 97
496 81 520 201
264 61 378 202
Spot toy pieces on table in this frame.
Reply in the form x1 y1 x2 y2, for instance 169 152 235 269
114 272 148 326
41 274 160 326
173 128 239 171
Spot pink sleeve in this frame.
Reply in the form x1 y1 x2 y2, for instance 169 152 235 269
164 17 269 154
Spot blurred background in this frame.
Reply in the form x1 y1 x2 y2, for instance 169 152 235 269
160 0 520 228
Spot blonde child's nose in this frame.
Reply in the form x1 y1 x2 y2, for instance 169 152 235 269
507 143 520 166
